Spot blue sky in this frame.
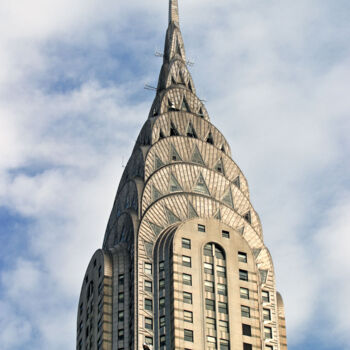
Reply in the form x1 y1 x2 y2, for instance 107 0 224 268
0 0 349 349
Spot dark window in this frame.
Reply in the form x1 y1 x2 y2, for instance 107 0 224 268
204 262 213 274
118 292 124 303
262 291 270 302
198 224 206 232
220 339 230 350
159 261 164 272
218 302 228 314
217 283 227 296
160 335 166 346
160 315 166 328
204 244 213 256
215 246 225 260
222 230 230 238
217 265 226 278
118 311 124 322
98 266 102 277
240 287 249 299
159 279 165 290
184 310 193 323
159 297 165 308
145 280 152 293
182 256 191 267
266 346 273 350
145 263 152 275
242 324 251 336
264 327 272 339
145 298 153 311
118 274 124 285
98 282 103 295
241 305 250 318
183 273 192 286
205 298 215 311
118 329 124 340
183 292 192 304
182 238 191 249
204 280 214 293
184 329 193 342
145 317 153 330
145 336 153 345
263 309 271 321
243 343 252 350
239 269 248 281
238 252 247 263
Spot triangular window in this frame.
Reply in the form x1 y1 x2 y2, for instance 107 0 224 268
188 201 199 219
153 107 159 117
155 155 164 170
214 158 225 174
165 207 180 224
238 226 245 235
176 40 182 57
206 132 214 145
259 269 268 284
152 185 163 201
169 173 183 192
159 129 165 140
168 99 176 112
170 144 182 162
186 122 197 138
179 71 186 85
188 80 193 92
149 222 164 236
221 145 226 154
214 209 222 220
243 211 251 224
181 97 191 112
170 121 179 136
193 173 210 195
191 145 205 165
222 187 234 208
171 76 177 85
233 176 240 189
253 248 261 258
198 107 204 118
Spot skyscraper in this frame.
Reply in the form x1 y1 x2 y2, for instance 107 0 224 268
76 1 287 349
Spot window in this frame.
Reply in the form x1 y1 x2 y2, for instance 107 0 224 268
241 305 250 318
215 246 225 260
217 284 227 296
118 292 124 303
204 244 213 256
145 298 153 311
182 256 191 267
118 274 125 285
239 269 248 281
240 287 249 299
118 311 124 322
266 346 273 350
222 230 229 238
217 266 226 278
145 317 153 330
218 302 228 314
184 310 193 323
264 327 272 339
204 262 213 274
184 329 194 342
98 299 103 313
207 336 216 346
220 339 230 350
160 335 166 347
263 309 271 321
219 320 229 333
159 279 165 290
145 280 152 293
242 324 251 336
262 291 270 303
183 273 192 286
243 343 252 350
145 263 152 275
118 329 124 340
145 336 153 345
206 317 216 330
160 315 166 327
182 238 191 249
183 292 192 304
98 282 103 295
198 224 206 232
205 280 214 293
238 252 247 263
159 297 165 308
159 261 164 272
205 298 215 311
98 266 102 278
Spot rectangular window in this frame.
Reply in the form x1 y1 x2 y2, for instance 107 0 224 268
262 290 270 303
238 252 248 263
118 311 124 322
183 273 192 286
98 266 102 278
219 320 229 333
145 317 153 330
159 279 165 290
160 315 165 328
242 324 251 336
239 269 248 281
263 309 271 321
205 298 215 311
264 326 273 339
215 247 225 260
183 292 192 304
222 230 230 238
241 305 250 318
145 336 153 345
243 343 252 350
182 238 191 249
118 292 124 303
145 280 152 293
184 329 194 342
206 317 216 330
98 282 103 295
145 263 152 275
159 297 165 308
159 261 164 272
184 310 193 323
220 339 230 350
118 274 124 285
240 287 249 299
207 336 216 345
182 255 192 267
145 298 153 311
204 262 214 274
160 335 166 346
218 302 228 314
204 280 214 293
198 224 206 232
118 329 124 340
217 283 227 296
204 244 212 256
217 266 226 278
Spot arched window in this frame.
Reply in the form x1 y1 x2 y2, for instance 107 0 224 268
86 281 94 300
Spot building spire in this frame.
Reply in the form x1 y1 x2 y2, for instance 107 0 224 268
169 0 179 25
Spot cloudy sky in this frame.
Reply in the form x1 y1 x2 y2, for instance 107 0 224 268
0 0 349 349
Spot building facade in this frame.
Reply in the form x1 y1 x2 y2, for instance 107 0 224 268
76 1 288 349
